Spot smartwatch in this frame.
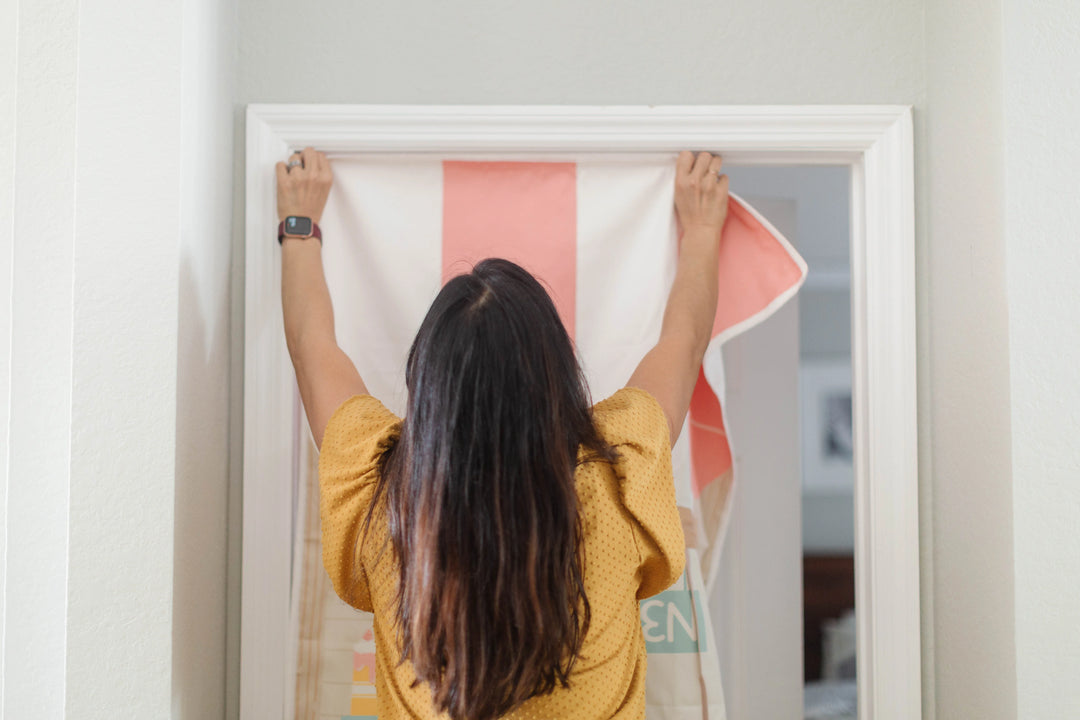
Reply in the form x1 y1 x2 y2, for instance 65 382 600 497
278 216 323 245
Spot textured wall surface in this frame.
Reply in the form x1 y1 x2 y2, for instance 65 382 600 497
1003 0 1080 715
237 0 924 105
923 1 1017 718
4 0 185 716
3 0 238 717
0 6 14 714
4 0 80 714
173 0 237 718
231 2 1022 718
64 0 186 710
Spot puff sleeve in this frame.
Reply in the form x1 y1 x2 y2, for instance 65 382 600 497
592 386 687 599
317 394 402 612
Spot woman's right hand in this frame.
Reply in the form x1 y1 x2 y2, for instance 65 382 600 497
674 150 729 235
276 146 333 224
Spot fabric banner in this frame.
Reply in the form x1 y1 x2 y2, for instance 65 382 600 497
292 154 806 720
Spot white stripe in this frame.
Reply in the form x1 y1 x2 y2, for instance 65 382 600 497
321 155 444 416
575 155 679 404
575 155 696 507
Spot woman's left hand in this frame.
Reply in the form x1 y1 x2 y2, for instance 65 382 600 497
276 146 333 223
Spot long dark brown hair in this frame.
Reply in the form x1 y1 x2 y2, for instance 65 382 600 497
359 258 617 720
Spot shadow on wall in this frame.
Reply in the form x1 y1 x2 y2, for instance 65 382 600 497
172 252 231 718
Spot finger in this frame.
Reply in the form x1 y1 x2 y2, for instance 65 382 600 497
676 150 695 178
275 161 289 185
702 155 722 187
690 151 712 180
316 150 331 180
286 149 303 171
301 147 317 174
307 148 323 175
321 152 334 182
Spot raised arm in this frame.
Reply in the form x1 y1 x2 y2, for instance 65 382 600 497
627 150 729 445
278 147 368 449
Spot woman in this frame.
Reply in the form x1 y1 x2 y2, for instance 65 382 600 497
277 148 729 720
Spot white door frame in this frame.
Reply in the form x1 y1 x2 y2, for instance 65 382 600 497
241 104 918 720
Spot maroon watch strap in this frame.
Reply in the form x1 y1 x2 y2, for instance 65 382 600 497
277 220 323 245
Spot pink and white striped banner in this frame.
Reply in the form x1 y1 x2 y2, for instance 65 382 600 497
317 154 806 719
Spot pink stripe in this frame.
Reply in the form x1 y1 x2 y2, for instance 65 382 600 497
688 196 804 496
441 160 577 338
711 197 804 337
689 367 732 497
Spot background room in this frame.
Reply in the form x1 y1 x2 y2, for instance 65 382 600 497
714 164 857 719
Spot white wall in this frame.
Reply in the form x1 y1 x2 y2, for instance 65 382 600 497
0 0 11 702
234 2 1023 717
4 1 79 714
923 1 1017 717
1002 0 1080 715
173 0 237 718
2 0 236 717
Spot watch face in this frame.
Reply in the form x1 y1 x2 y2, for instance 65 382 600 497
285 216 312 236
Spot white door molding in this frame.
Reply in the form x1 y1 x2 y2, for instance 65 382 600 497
242 104 918 720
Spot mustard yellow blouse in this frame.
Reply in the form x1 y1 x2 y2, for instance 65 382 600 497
319 386 686 719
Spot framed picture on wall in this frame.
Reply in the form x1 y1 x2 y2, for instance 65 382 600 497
799 359 854 493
